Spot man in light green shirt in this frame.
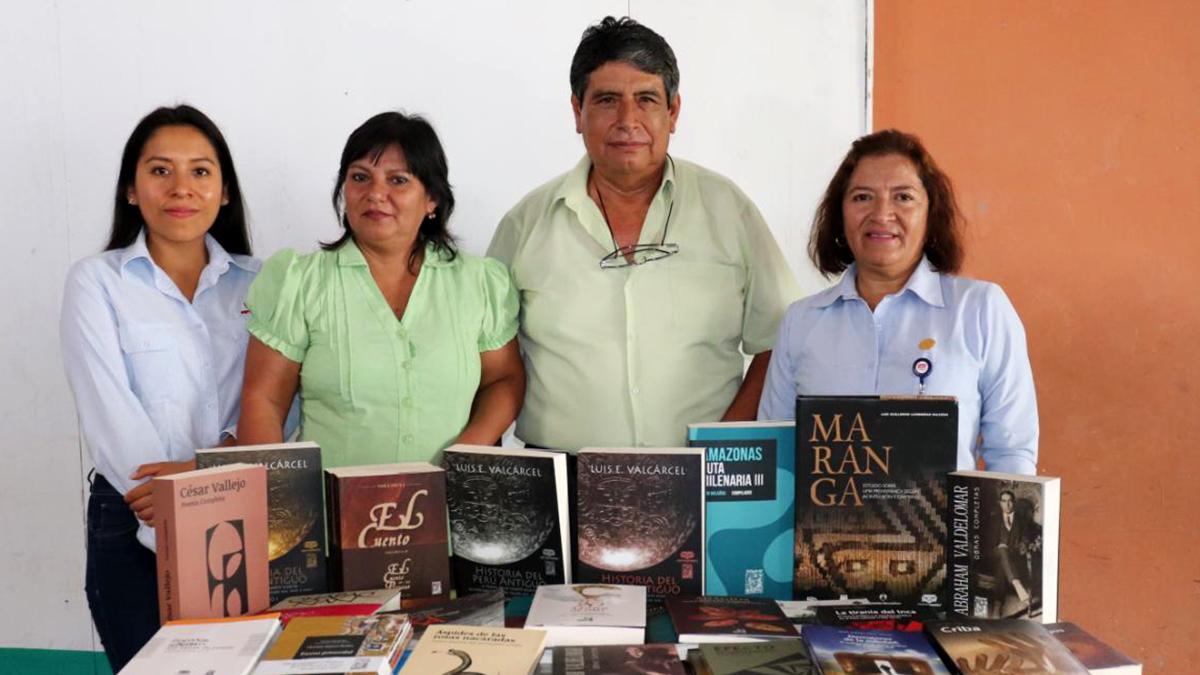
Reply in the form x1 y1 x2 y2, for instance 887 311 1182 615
487 16 799 450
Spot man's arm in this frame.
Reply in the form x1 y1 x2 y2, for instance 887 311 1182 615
721 350 771 421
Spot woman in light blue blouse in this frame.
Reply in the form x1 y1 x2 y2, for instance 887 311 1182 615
759 129 1037 474
60 105 258 672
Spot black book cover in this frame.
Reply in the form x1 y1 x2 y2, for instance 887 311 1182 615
575 448 705 610
947 471 1060 622
443 446 570 599
795 396 957 611
196 442 327 604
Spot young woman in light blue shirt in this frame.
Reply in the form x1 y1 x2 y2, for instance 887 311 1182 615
60 105 258 672
759 129 1038 474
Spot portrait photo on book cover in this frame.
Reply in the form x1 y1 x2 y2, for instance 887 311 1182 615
979 481 1044 619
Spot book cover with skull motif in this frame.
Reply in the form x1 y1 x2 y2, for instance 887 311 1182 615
326 462 449 600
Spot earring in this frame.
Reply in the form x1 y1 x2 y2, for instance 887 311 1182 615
834 235 846 248
427 212 437 220
128 198 136 205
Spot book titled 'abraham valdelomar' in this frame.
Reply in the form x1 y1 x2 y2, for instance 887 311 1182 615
326 462 449 599
795 396 957 611
152 463 270 622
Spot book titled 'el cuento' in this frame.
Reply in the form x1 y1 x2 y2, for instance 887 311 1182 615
326 462 449 599
442 444 571 599
196 441 326 605
795 396 957 611
575 448 705 609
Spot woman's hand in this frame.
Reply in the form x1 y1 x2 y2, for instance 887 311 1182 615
124 459 197 522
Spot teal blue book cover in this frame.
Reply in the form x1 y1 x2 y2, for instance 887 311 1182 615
687 421 795 599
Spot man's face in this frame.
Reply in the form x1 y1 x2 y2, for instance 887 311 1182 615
1000 492 1014 515
572 60 680 183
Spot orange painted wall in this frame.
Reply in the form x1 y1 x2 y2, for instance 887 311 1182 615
873 2 1199 672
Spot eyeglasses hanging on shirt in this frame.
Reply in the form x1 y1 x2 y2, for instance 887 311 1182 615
596 155 680 269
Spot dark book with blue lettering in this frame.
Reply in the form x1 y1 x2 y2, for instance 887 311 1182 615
803 625 951 675
687 421 795 600
795 396 957 612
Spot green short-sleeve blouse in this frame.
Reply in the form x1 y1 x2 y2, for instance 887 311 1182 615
245 240 518 467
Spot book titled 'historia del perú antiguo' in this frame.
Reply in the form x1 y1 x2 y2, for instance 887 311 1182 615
152 463 270 622
442 444 572 599
326 462 449 599
575 448 705 609
947 470 1061 623
795 396 958 611
196 441 326 605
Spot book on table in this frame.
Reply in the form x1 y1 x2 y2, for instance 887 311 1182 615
119 613 281 675
525 583 647 647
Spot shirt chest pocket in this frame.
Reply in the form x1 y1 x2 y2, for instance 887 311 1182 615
118 322 181 404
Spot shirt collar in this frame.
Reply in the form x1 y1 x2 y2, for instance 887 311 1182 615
814 256 945 308
119 230 251 276
553 154 677 212
336 237 459 268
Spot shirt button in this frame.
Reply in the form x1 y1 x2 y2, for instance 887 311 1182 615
403 434 414 444
397 328 407 339
402 396 413 408
631 387 640 395
401 360 413 370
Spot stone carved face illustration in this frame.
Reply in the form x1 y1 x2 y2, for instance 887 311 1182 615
447 458 556 565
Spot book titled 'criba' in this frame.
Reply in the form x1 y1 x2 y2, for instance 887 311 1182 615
152 463 270 623
326 462 449 599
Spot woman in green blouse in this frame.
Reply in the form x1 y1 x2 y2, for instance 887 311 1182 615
237 112 524 466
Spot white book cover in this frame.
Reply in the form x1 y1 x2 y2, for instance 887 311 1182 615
525 584 646 647
119 614 281 675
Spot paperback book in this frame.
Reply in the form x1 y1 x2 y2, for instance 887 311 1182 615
254 614 411 675
326 462 450 598
687 641 815 675
687 421 796 599
397 589 506 645
443 444 572 598
812 603 933 632
666 595 798 644
545 644 684 675
525 583 647 647
152 463 270 622
1045 622 1141 675
196 441 326 604
925 618 1088 674
120 613 281 675
575 448 705 609
803 625 951 675
947 470 1061 622
401 625 548 675
795 396 957 611
268 588 403 625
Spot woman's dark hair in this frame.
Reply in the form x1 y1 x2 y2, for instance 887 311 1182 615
810 129 963 276
570 16 680 102
106 105 250 255
325 111 457 271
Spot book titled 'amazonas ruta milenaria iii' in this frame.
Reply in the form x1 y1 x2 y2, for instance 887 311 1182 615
152 463 270 622
795 396 957 612
442 444 571 599
195 441 327 605
575 448 705 609
326 462 449 599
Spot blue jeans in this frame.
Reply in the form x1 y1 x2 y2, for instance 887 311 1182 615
85 473 160 673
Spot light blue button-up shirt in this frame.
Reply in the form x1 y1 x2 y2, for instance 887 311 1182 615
60 231 260 544
758 258 1038 474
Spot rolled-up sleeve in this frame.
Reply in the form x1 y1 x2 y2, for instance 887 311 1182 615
976 285 1039 474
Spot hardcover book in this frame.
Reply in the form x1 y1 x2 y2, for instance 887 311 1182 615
803 625 951 675
1046 622 1141 674
120 613 281 675
688 640 816 675
546 644 684 675
925 618 1088 674
795 396 957 611
401 625 548 675
687 421 796 599
526 583 647 647
947 470 1061 622
152 463 270 622
326 462 450 599
666 595 798 644
442 444 572 598
395 589 506 646
575 448 705 609
254 614 411 675
268 588 403 625
777 598 870 631
196 441 326 604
